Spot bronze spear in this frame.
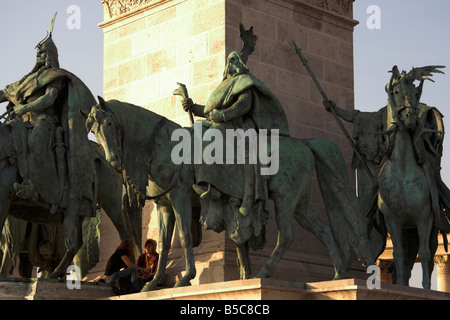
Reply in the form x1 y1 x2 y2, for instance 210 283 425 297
293 41 373 178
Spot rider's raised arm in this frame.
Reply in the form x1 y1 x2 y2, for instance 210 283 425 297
323 99 359 123
191 103 206 117
182 98 206 118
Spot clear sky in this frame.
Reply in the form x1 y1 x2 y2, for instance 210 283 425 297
0 0 447 289
0 0 104 103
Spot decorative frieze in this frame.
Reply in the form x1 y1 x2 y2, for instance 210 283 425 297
102 0 166 19
103 0 354 20
304 0 353 17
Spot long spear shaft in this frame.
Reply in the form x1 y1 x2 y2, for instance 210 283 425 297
0 108 13 124
293 41 373 179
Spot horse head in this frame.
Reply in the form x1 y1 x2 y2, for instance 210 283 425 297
82 96 123 172
385 65 445 130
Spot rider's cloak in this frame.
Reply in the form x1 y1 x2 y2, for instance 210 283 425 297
4 68 97 218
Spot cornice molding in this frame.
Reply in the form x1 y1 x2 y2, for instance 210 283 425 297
100 0 357 29
284 0 358 28
305 0 354 18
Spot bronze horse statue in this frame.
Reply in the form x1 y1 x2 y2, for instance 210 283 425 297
0 123 140 278
85 97 378 291
377 65 449 288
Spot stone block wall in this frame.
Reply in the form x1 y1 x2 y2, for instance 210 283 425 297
223 0 357 271
96 0 363 286
102 0 226 126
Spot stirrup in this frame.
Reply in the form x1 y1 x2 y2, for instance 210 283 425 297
192 183 220 199
239 206 251 217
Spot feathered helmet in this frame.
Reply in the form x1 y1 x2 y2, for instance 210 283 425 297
35 12 59 69
237 23 258 66
386 65 445 103
224 24 258 78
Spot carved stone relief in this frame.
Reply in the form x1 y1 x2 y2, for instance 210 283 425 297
103 0 166 19
103 0 353 20
304 0 353 17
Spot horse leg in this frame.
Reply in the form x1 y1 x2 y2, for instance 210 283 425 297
429 226 439 279
295 202 347 279
0 191 10 236
417 216 433 289
0 159 15 232
402 228 419 284
236 241 251 279
385 219 408 286
171 192 196 287
256 196 295 278
48 217 84 279
141 205 175 291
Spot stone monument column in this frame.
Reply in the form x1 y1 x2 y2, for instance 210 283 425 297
97 0 363 286
435 255 450 292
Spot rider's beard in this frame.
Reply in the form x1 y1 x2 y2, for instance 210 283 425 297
17 61 45 85
224 63 239 80
30 60 46 74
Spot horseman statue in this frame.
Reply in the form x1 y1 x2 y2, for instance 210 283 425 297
0 13 97 251
324 65 450 232
181 24 289 248
324 65 450 287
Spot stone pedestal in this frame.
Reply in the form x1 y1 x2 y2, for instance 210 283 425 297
107 278 450 300
3 277 448 301
95 0 363 287
0 277 112 300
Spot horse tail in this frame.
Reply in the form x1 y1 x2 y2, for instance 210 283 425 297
302 138 380 267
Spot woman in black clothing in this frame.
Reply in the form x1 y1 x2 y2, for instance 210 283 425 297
104 239 149 293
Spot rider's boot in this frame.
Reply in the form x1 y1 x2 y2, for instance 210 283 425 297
239 164 255 216
14 179 38 202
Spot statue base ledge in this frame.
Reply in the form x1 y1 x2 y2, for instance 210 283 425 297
0 277 112 300
2 277 449 300
108 278 450 300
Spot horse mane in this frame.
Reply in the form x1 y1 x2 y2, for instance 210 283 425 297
104 99 172 134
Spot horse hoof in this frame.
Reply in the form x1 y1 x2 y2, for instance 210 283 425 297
174 280 192 288
141 281 159 292
255 266 273 279
332 273 344 280
332 270 348 280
